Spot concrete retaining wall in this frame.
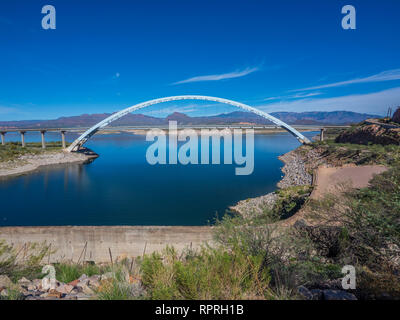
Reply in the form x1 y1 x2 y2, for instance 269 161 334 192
0 226 213 263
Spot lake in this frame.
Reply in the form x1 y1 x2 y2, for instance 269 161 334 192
0 131 316 226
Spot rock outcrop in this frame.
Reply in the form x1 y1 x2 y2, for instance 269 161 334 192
335 121 400 145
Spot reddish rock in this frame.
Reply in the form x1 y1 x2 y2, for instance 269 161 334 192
335 123 400 145
48 289 63 298
68 279 79 287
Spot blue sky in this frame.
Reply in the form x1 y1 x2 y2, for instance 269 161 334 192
0 0 400 120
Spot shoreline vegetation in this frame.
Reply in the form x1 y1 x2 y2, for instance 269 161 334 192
1 124 400 300
0 142 97 179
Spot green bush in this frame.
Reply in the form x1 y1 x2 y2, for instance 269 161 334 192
342 166 400 267
54 262 104 283
304 165 400 298
141 245 271 300
96 266 136 300
0 142 66 162
0 241 52 282
312 141 400 167
274 186 312 219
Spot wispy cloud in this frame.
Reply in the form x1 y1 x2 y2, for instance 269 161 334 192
172 67 259 85
258 87 400 115
293 68 400 91
263 92 322 101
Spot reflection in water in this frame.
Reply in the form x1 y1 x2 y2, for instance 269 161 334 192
63 167 68 192
0 132 316 226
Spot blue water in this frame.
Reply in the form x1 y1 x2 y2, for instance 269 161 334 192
0 131 316 226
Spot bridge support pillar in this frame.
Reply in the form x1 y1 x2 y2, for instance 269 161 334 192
320 128 325 142
61 131 66 149
40 130 46 149
20 131 26 147
0 132 5 146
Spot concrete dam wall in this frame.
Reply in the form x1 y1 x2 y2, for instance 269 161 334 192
0 226 213 263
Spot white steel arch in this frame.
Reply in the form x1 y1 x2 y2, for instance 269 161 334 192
67 95 311 152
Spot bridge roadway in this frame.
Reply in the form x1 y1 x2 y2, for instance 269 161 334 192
0 125 349 148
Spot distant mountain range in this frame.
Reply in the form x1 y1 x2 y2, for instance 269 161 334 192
0 111 380 129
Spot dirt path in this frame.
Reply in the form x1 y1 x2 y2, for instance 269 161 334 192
311 165 387 199
281 164 387 226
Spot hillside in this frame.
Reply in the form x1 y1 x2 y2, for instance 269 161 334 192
335 119 400 145
0 111 379 129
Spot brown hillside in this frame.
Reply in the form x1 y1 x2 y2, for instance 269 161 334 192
335 121 400 145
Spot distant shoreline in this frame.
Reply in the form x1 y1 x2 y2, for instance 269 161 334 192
73 127 318 138
0 150 96 180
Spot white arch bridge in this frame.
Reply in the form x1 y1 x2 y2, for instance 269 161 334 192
67 95 311 152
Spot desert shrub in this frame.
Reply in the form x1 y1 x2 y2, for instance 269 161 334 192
96 266 139 300
0 241 53 282
356 266 400 299
141 245 272 300
0 284 24 300
213 213 341 298
303 166 400 299
273 186 312 219
312 141 400 167
306 166 400 266
54 262 104 283
0 142 66 162
342 166 400 268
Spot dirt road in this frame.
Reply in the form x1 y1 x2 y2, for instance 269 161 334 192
282 165 387 226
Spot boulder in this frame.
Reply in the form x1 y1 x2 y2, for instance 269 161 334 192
27 284 37 291
0 275 13 289
47 289 63 299
76 283 94 295
17 277 32 289
323 289 357 300
32 279 42 288
78 274 88 281
297 286 313 300
88 275 100 281
310 289 323 300
68 279 79 287
88 279 100 289
0 289 9 297
56 284 74 294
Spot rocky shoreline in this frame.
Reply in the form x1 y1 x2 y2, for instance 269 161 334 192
230 147 312 217
0 268 145 300
0 149 97 179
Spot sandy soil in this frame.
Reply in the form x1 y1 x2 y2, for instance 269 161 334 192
310 165 387 199
281 164 388 226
